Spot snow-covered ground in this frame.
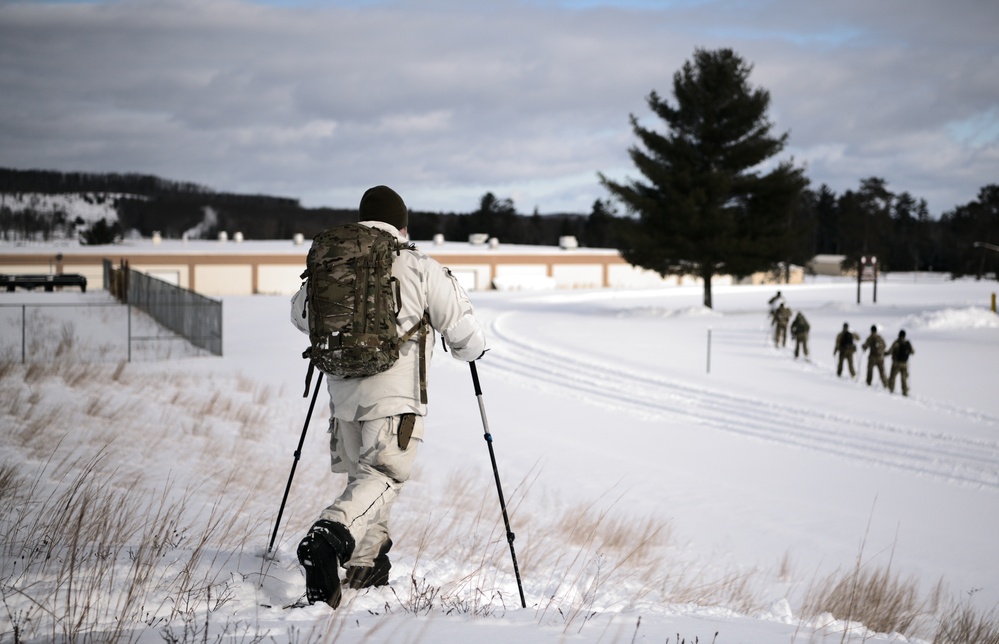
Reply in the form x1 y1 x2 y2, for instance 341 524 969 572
2 272 998 642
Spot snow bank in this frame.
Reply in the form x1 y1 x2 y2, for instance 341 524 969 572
901 306 999 330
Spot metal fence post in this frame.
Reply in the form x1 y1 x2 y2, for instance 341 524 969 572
706 327 712 374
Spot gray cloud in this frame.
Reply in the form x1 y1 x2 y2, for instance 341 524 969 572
1 0 996 216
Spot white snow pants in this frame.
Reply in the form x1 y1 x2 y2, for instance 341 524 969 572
320 415 422 566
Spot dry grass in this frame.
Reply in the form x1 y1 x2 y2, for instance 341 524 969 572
796 510 999 643
3 356 998 643
0 450 259 643
396 470 772 637
800 565 999 643
0 356 279 642
936 593 999 644
802 563 935 638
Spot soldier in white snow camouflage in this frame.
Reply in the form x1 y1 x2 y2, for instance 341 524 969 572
290 186 487 608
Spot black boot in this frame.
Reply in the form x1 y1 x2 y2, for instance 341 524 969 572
345 538 392 589
297 520 355 608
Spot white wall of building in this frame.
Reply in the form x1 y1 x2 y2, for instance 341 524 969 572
552 264 603 289
258 265 304 295
194 265 253 296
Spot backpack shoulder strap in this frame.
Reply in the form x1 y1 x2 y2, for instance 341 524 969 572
398 311 432 404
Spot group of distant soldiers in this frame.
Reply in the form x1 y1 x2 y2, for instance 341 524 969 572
768 291 916 396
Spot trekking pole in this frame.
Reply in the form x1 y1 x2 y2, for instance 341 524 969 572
267 371 324 556
469 360 527 608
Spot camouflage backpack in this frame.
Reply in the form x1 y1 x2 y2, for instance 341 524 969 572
838 330 856 351
870 335 886 357
301 223 429 394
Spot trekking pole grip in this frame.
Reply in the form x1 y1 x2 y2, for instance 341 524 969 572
470 359 483 396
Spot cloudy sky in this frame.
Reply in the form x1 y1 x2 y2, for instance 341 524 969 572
1 0 996 216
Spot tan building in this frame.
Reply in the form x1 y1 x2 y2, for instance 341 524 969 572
806 254 850 277
1 236 802 297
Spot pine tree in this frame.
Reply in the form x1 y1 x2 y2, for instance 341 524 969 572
600 48 807 307
80 218 121 245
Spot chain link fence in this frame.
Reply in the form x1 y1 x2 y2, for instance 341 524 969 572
103 259 222 356
0 262 222 363
0 302 211 363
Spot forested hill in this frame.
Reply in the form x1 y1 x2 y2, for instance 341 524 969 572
0 167 357 241
0 168 593 247
0 168 214 197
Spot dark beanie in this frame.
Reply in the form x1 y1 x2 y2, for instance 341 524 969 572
359 185 408 230
871 325 877 332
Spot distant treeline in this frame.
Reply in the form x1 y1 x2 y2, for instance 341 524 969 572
0 168 352 241
0 168 213 197
790 179 998 279
0 168 594 246
1 168 996 279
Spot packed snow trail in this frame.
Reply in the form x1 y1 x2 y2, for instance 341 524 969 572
479 311 999 491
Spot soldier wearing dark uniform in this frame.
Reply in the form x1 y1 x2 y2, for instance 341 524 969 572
768 291 785 328
887 330 915 396
790 311 810 359
834 322 860 378
773 303 791 348
862 325 888 387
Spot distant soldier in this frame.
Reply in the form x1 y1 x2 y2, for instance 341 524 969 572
768 290 785 327
773 303 791 347
887 330 916 396
861 325 888 387
833 322 860 378
790 311 810 359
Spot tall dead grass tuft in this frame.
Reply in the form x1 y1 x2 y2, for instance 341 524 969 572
14 406 63 454
0 446 262 643
935 592 999 644
111 359 127 381
54 321 76 357
0 463 18 501
61 362 102 388
24 362 46 383
0 357 308 639
793 506 993 642
799 565 999 643
801 562 931 638
797 503 930 640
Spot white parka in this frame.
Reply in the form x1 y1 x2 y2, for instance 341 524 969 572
291 221 487 425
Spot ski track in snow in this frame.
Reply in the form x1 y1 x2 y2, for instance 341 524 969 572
480 311 999 491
